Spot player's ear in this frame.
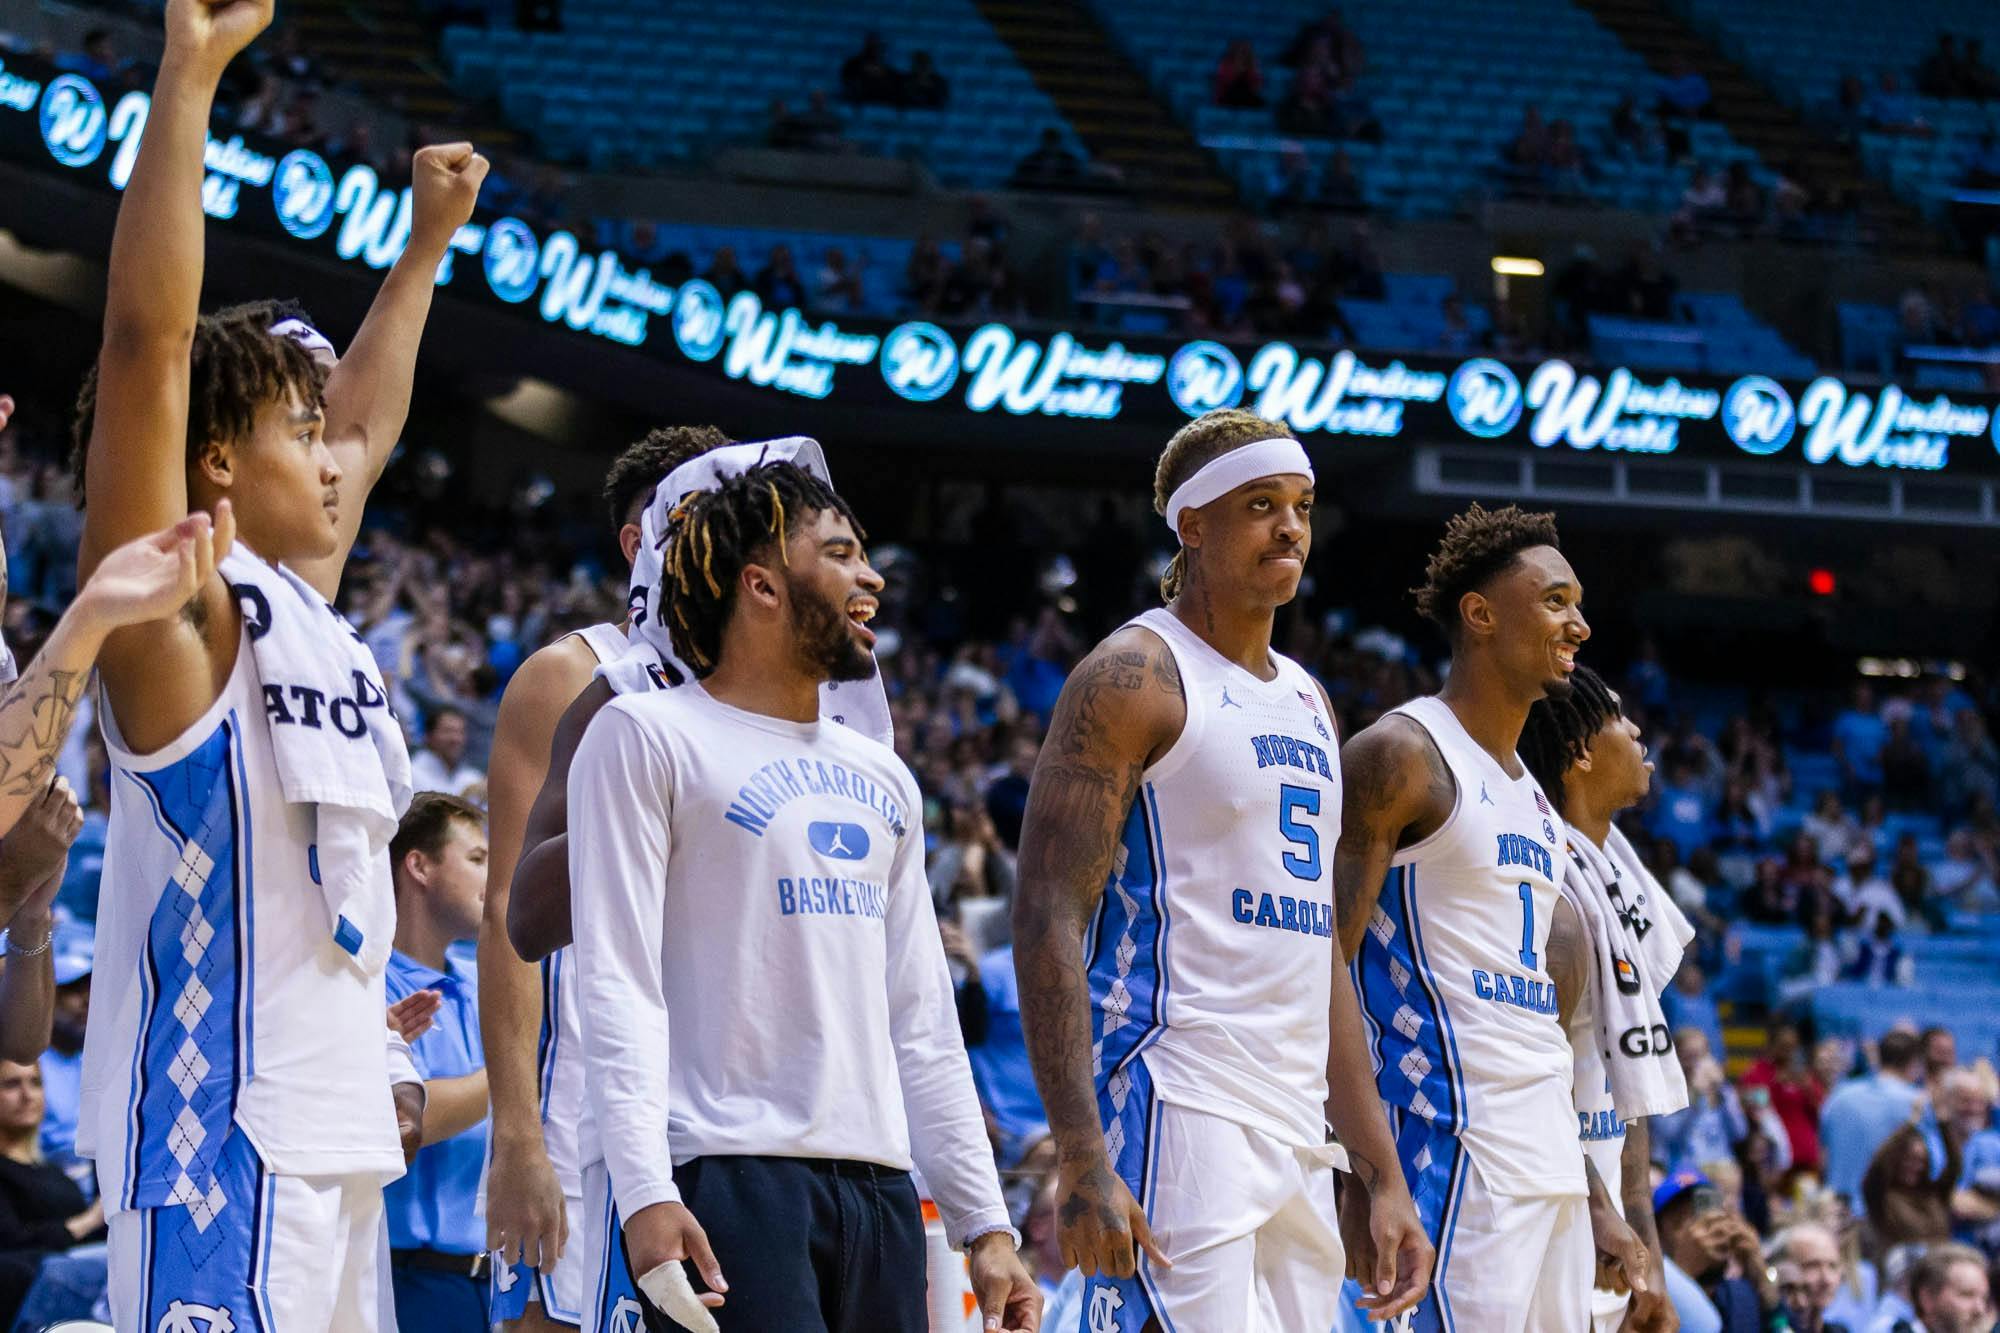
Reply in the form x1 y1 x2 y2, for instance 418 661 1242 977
1457 589 1495 639
617 521 644 567
738 559 782 610
193 435 235 491
1176 508 1202 552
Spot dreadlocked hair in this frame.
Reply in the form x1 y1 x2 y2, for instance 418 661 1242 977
1412 502 1560 637
1151 408 1295 601
659 459 861 677
69 299 326 509
1518 663 1618 815
601 424 733 531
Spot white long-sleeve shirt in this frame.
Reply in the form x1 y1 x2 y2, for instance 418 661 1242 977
569 684 1011 1247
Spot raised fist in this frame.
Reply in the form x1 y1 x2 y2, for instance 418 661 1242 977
410 142 490 248
164 0 274 78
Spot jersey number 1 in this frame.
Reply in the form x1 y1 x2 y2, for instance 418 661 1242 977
1279 785 1321 880
1516 881 1538 970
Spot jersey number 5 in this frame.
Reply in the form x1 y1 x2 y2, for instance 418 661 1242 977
1279 784 1321 881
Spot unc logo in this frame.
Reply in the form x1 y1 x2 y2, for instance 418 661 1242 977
1166 340 1245 416
483 218 541 304
606 1295 646 1333
1722 375 1795 456
157 1300 236 1333
672 279 728 362
1447 358 1522 438
880 322 960 402
272 149 336 240
39 74 107 168
807 821 870 861
1542 819 1556 845
493 1257 519 1292
1087 1283 1125 1333
1312 714 1330 741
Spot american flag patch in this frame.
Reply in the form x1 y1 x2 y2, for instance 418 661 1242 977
1534 789 1552 816
1298 690 1319 711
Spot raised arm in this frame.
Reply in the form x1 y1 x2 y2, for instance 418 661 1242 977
290 144 488 601
80 0 271 572
1333 715 1454 962
1013 627 1182 1280
508 676 615 960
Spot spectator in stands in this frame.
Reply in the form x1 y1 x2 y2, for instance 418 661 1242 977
1329 71 1382 144
1934 829 1999 911
1806 789 1863 865
905 235 948 310
1506 104 1552 176
1722 161 1765 232
1665 964 1725 1059
1265 146 1314 214
1741 1021 1827 1175
1212 39 1266 109
1321 147 1366 212
1882 716 1934 810
795 89 848 151
1844 840 1905 933
840 31 905 106
704 245 751 301
35 925 88 1179
1772 1222 1851 1333
1651 758 1716 858
812 247 867 314
1942 711 2000 816
1434 293 1481 355
754 243 806 310
1677 166 1729 236
1834 683 1889 798
1823 1029 1927 1205
903 51 949 109
1616 240 1680 319
54 28 124 85
1920 34 1972 100
1277 40 1341 137
1281 7 1363 77
1544 119 1591 196
1895 1243 1994 1333
1654 1028 1750 1174
409 705 481 798
1654 1170 1772 1331
0 1059 105 1330
1011 128 1081 189
1865 72 1930 135
384 794 491 1332
1866 1123 1960 1256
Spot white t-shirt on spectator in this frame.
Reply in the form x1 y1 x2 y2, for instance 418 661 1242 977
410 748 482 797
1848 878 1906 934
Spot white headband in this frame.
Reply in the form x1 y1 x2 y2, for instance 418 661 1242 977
270 318 337 361
1163 437 1315 537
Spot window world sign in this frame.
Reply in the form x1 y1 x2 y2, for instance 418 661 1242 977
6 51 2000 476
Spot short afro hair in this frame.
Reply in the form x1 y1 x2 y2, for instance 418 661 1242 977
1518 663 1618 814
1412 503 1560 636
70 299 328 509
1151 408 1296 601
601 424 733 532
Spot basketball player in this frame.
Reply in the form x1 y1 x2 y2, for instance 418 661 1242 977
479 425 728 1332
1013 408 1430 1332
1335 504 1647 1330
73 0 486 1323
1519 665 1680 1333
568 460 1039 1332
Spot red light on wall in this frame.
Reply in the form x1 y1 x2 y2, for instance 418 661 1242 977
1809 568 1836 596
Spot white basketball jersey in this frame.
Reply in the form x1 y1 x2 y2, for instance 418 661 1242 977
1565 842 1627 1203
1352 695 1585 1197
539 622 648 1191
1087 608 1340 1148
86 630 404 1215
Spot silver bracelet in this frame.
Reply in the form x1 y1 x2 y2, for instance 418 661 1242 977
4 927 51 958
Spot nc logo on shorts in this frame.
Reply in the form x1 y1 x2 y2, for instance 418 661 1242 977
672 279 728 362
39 74 106 168
1167 340 1245 416
1087 1283 1125 1333
1722 375 1795 455
807 821 870 860
880 322 960 402
1447 358 1523 438
272 149 336 240
606 1296 646 1333
157 1300 236 1333
483 218 542 304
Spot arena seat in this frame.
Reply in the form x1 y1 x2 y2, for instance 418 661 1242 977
1089 0 1768 219
589 218 957 316
1587 291 1815 376
439 0 1087 186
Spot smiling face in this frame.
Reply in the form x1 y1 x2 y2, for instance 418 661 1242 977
1463 544 1589 701
1181 472 1314 607
771 507 884 684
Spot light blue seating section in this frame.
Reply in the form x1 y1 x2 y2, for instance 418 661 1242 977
1592 289 1816 375
440 0 1086 186
588 218 952 316
1087 0 1766 219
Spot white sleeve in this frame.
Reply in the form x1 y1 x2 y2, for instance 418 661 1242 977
882 770 1014 1249
571 703 681 1220
386 1029 424 1105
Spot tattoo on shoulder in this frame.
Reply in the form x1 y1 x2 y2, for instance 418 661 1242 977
1149 640 1183 698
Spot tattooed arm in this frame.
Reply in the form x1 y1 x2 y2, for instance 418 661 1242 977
1013 627 1183 1280
1619 1120 1675 1331
1332 714 1455 963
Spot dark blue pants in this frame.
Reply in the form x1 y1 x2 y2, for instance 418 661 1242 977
390 1259 490 1333
654 1156 926 1333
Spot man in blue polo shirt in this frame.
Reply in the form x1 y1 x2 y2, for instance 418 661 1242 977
384 792 494 1333
38 919 93 1185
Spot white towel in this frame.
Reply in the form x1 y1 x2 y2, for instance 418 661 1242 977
1559 825 1695 1120
624 436 894 747
222 547 411 977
